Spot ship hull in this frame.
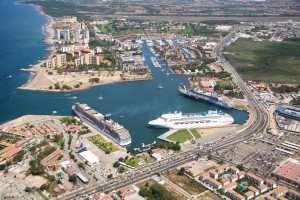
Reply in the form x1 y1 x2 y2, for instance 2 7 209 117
179 91 233 110
72 106 131 146
149 118 234 129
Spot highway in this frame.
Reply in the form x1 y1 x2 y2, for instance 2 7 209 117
55 26 269 200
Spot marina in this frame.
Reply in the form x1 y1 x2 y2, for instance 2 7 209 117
0 3 249 151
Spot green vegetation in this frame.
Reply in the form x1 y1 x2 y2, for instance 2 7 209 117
97 23 144 35
0 135 19 144
215 80 234 91
153 141 181 151
117 166 128 173
271 85 299 93
89 77 100 83
52 135 64 150
139 184 177 200
225 39 300 83
28 147 56 175
167 129 201 143
89 135 118 154
68 175 77 183
60 117 77 125
24 187 32 193
12 151 25 163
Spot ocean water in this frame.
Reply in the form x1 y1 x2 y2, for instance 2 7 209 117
0 0 249 151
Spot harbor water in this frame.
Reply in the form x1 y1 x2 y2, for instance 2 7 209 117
0 0 249 151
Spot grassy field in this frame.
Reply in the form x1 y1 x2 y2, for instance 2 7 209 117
167 129 201 143
89 135 118 153
225 39 300 83
163 170 207 195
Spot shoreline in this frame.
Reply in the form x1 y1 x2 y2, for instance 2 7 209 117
18 2 152 93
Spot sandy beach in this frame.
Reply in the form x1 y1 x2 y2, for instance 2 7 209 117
18 4 152 93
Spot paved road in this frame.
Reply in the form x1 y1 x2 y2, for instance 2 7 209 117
54 26 269 200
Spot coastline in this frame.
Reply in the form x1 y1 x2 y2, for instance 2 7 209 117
18 3 152 93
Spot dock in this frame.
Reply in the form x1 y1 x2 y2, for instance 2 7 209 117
157 129 177 143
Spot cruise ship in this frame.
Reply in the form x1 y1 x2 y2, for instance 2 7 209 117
179 85 234 110
148 110 234 129
72 103 131 146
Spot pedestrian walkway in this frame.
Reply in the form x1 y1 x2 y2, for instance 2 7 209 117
157 129 177 143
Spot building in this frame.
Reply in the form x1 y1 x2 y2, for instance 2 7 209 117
41 149 62 167
229 174 238 182
287 189 300 200
55 29 61 40
246 173 264 185
150 175 164 185
229 166 240 174
273 158 300 187
205 177 222 190
221 178 230 186
78 150 99 166
44 54 67 68
15 136 36 149
222 181 237 193
83 29 90 41
151 153 162 161
215 163 230 174
199 172 209 181
227 189 245 200
238 171 246 179
209 170 218 179
265 179 277 189
63 29 71 41
0 146 21 160
276 105 300 121
271 186 288 199
258 184 268 194
61 16 77 23
244 191 254 200
248 186 259 196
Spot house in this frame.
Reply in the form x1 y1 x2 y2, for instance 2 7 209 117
248 186 259 196
118 186 137 200
246 173 264 185
238 171 246 179
41 149 62 167
199 172 209 181
209 170 218 179
271 186 288 199
229 166 240 174
287 189 300 200
215 163 230 174
258 184 268 194
151 153 162 161
205 177 222 189
244 191 254 200
265 195 277 200
222 181 237 193
265 179 277 189
227 189 245 200
221 178 230 186
230 174 238 182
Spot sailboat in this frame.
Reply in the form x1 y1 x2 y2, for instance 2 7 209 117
99 93 103 100
158 83 163 89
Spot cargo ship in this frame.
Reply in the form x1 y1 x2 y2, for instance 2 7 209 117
149 110 234 129
72 103 131 146
178 85 234 110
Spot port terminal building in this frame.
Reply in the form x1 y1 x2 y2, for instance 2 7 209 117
276 105 300 121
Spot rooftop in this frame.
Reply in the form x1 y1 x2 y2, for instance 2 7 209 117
273 158 300 185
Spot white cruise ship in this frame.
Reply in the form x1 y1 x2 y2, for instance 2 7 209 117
148 110 234 129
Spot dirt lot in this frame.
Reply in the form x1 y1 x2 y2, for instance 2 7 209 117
196 191 221 200
163 169 207 195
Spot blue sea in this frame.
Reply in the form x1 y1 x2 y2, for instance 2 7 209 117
0 0 249 151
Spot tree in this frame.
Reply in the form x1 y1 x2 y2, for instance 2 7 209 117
237 164 245 171
78 163 85 170
207 154 212 160
107 174 113 179
113 161 120 168
0 164 5 171
68 175 77 183
177 167 185 176
24 187 32 193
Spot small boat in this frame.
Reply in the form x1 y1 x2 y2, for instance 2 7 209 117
7 75 12 78
71 96 77 99
99 93 103 100
158 83 163 89
52 111 57 115
166 72 170 76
